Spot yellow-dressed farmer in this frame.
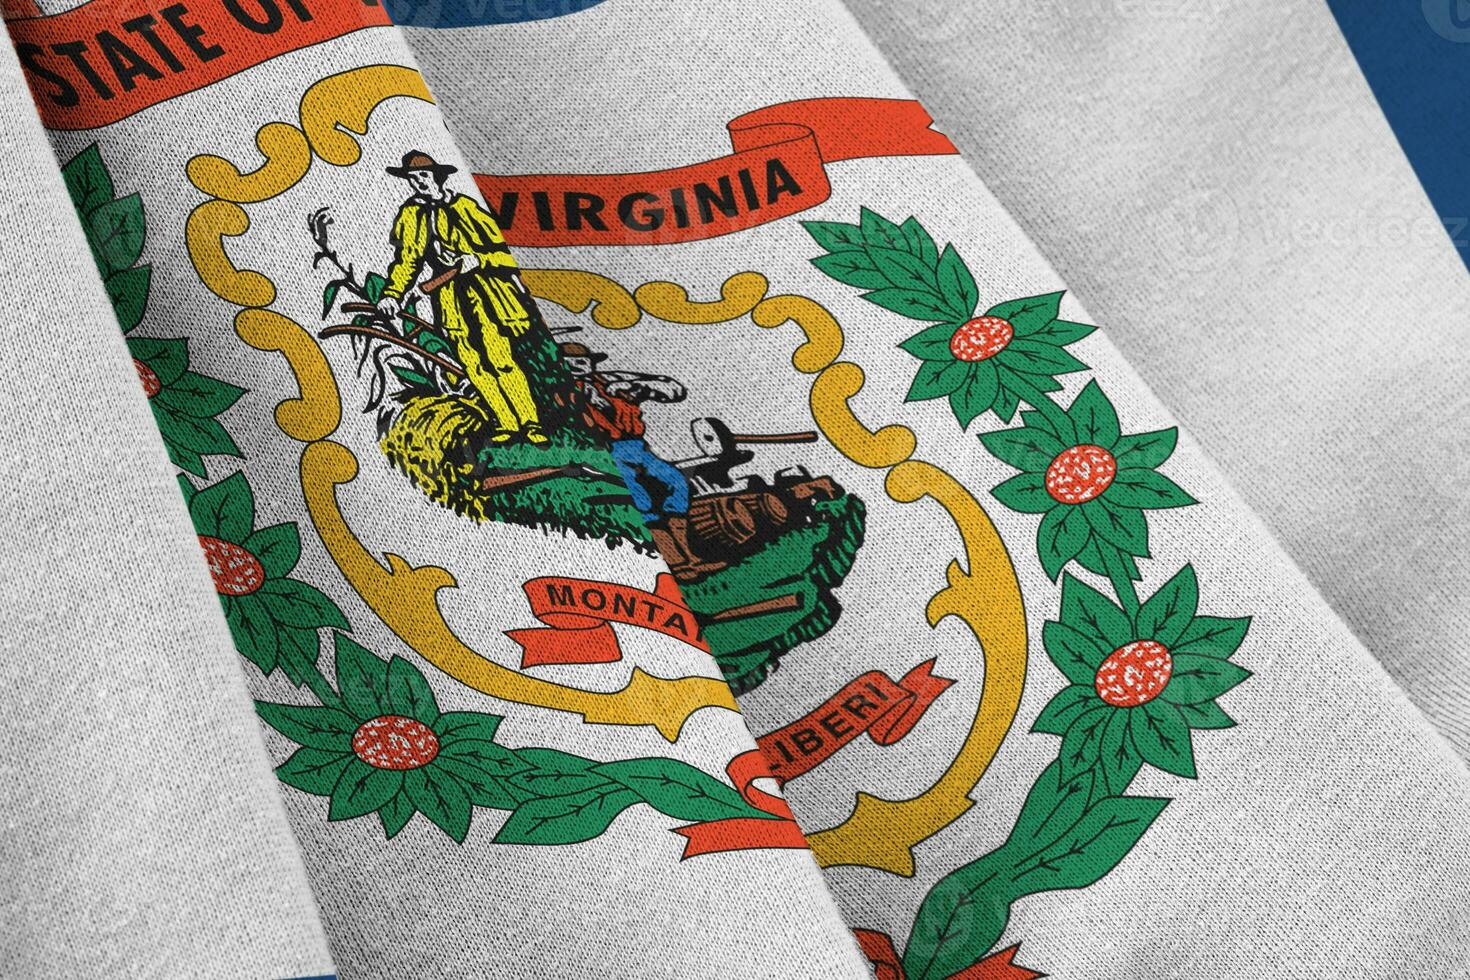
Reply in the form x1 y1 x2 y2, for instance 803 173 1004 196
375 150 547 446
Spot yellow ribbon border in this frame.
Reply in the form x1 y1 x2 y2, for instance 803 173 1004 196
183 64 1031 875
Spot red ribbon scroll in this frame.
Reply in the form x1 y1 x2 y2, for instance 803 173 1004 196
506 572 707 668
756 659 954 785
8 0 391 131
854 931 1046 980
672 749 810 859
476 96 960 247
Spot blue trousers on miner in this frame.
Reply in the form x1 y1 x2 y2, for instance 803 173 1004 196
610 438 690 522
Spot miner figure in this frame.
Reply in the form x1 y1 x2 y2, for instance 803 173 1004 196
376 150 547 446
558 341 693 520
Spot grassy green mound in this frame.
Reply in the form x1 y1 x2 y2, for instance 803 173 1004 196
381 392 652 550
684 494 867 693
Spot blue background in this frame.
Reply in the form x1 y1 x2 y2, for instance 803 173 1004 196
1327 0 1470 273
382 0 610 28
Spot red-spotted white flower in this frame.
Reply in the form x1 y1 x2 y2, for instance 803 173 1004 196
1031 567 1251 794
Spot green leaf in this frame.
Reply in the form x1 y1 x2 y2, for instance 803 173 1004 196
1111 428 1178 471
1106 468 1197 510
189 471 254 541
1136 565 1199 646
334 634 390 721
275 746 352 796
1058 705 1111 782
225 595 279 674
1021 794 1169 891
1011 759 1095 847
153 370 245 419
403 766 473 843
419 332 453 357
979 424 1066 473
509 752 609 799
1037 504 1091 580
329 760 404 821
1163 655 1251 706
390 365 431 388
439 733 523 772
1081 498 1149 556
434 755 519 809
1075 536 1140 581
986 291 1064 335
256 578 350 631
1042 621 1107 686
1020 408 1061 439
991 471 1054 514
995 339 1088 378
438 739 527 787
363 272 387 304
255 701 357 752
387 656 440 724
869 245 938 292
322 281 341 320
434 711 505 746
242 523 301 579
1178 700 1236 730
166 443 206 478
105 265 150 333
1098 710 1139 794
62 143 114 215
1031 684 1100 736
897 322 961 361
1174 615 1251 659
899 215 940 268
88 193 146 274
901 847 1015 980
127 336 187 386
1060 573 1134 648
859 206 906 251
1029 318 1096 346
594 758 756 822
993 384 1020 423
274 627 323 687
155 411 240 458
802 219 865 252
493 785 640 846
948 364 1000 428
864 287 956 321
906 359 969 402
1133 701 1196 778
935 244 979 318
811 250 888 289
379 792 416 839
1067 380 1122 448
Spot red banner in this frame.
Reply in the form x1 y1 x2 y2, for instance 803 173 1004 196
477 97 959 247
854 931 1045 980
673 749 810 859
756 659 953 785
506 572 707 668
7 0 390 131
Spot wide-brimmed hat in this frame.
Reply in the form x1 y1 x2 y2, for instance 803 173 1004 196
558 341 607 364
386 150 457 180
